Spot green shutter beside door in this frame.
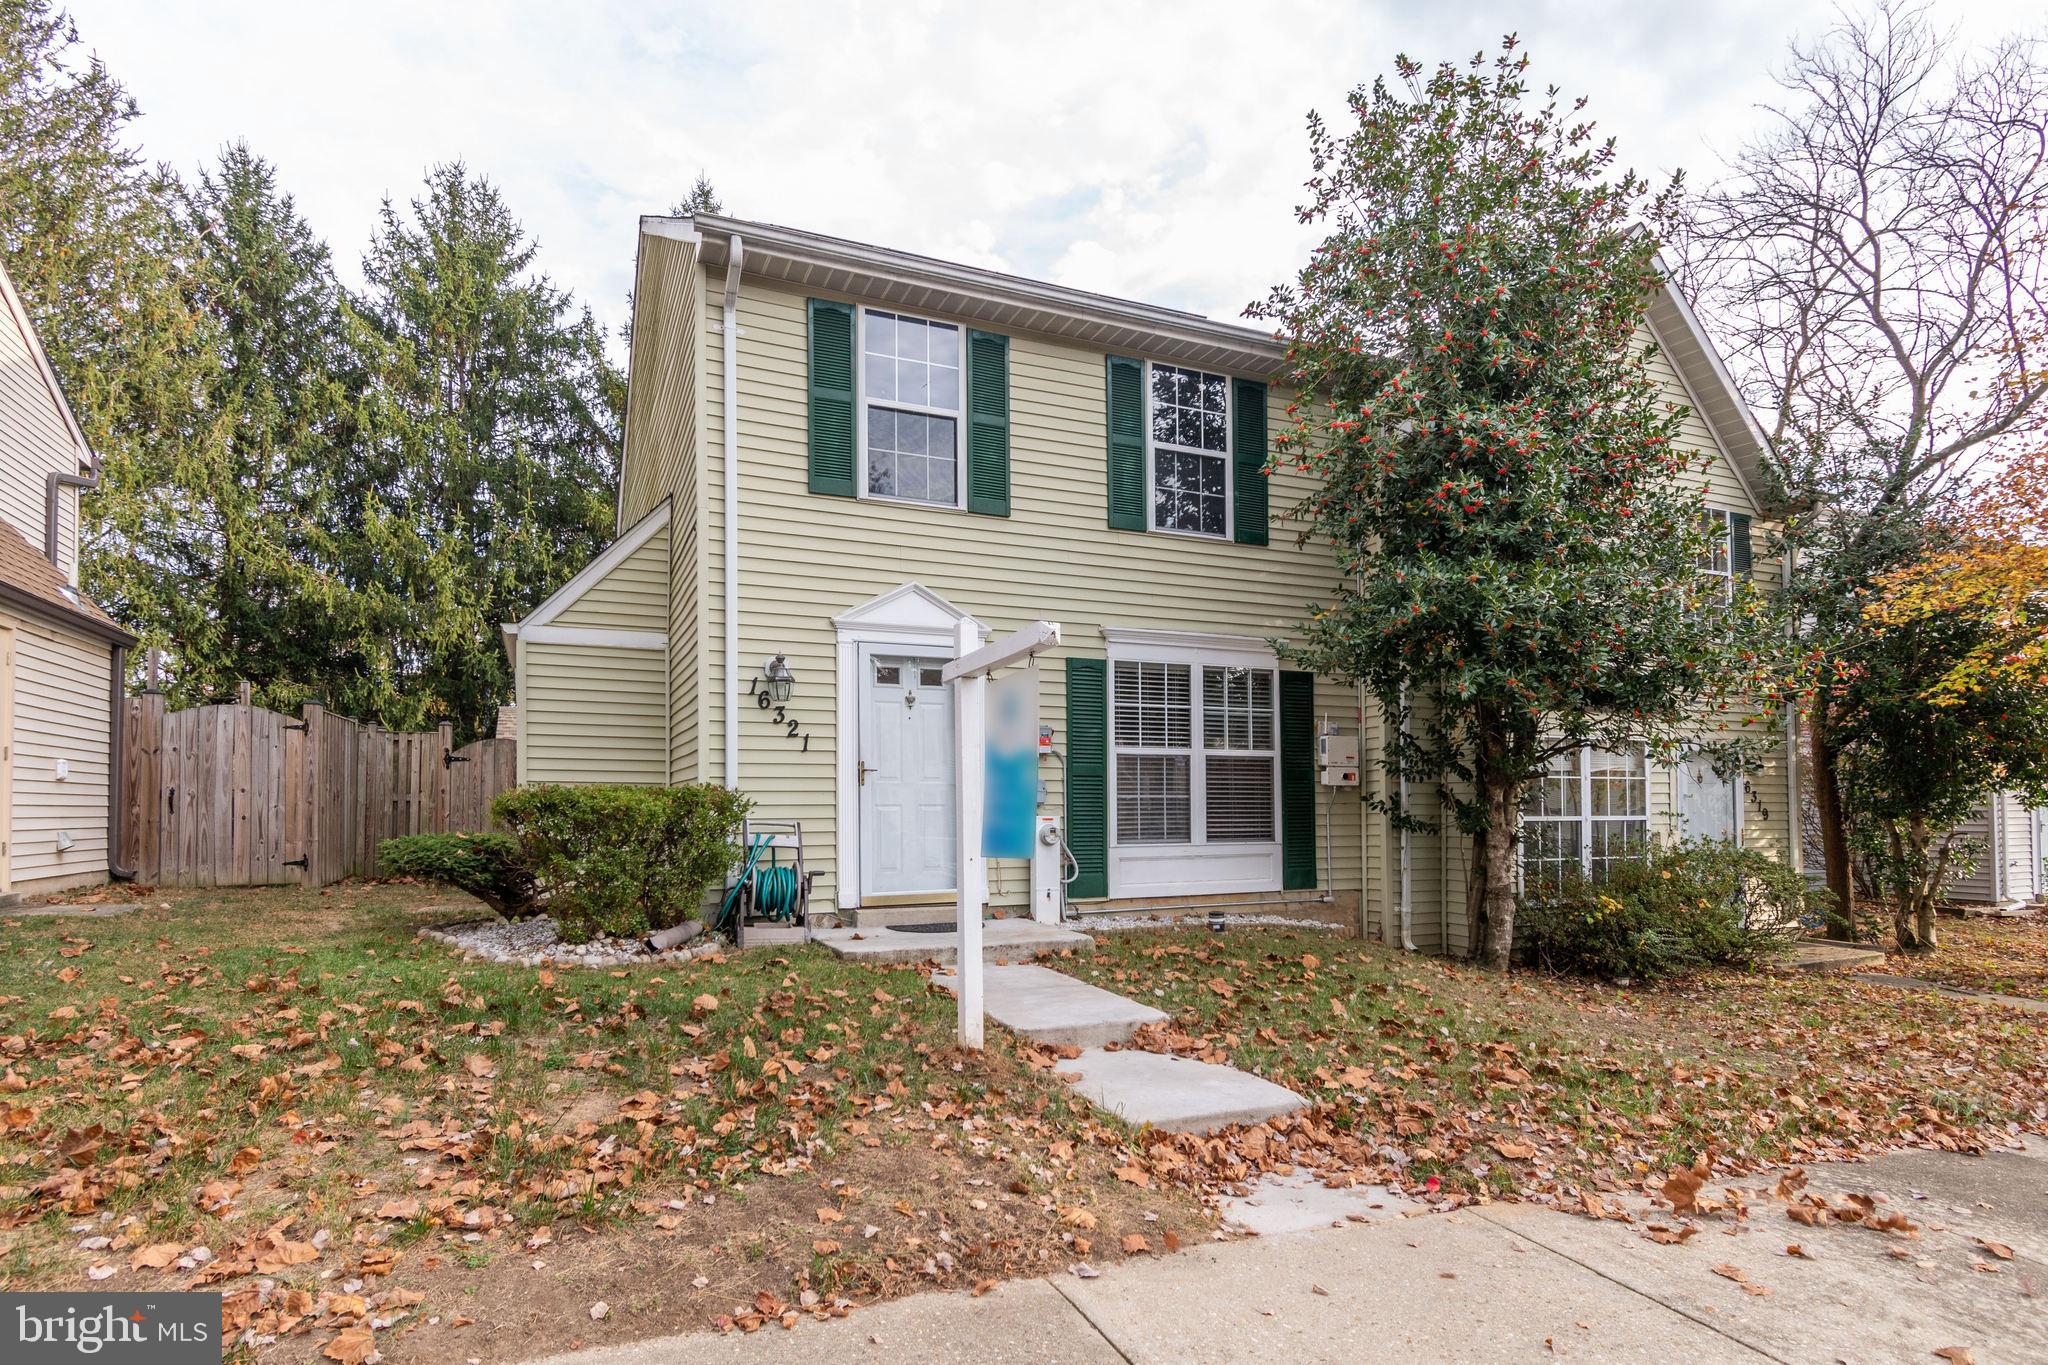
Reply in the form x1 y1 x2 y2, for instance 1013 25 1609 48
965 329 1010 516
1232 378 1268 546
1729 512 1753 582
807 298 857 497
1065 658 1109 900
1280 670 1317 890
1105 355 1146 530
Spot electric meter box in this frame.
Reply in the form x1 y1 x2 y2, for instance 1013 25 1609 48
1318 731 1360 787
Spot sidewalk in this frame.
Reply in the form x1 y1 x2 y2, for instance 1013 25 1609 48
533 1140 2045 1365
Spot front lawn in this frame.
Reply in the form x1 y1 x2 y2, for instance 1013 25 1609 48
0 885 1198 1362
1885 911 2048 1001
1060 929 2048 1204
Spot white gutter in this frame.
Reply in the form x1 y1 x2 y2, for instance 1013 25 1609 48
722 233 744 791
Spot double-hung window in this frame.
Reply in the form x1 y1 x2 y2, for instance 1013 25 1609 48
1112 661 1277 847
861 309 962 508
1698 508 1732 601
1149 363 1231 537
1519 746 1649 895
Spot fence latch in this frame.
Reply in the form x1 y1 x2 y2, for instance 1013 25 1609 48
443 749 470 768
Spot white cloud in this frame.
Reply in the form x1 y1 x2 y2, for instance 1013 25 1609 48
62 0 2038 351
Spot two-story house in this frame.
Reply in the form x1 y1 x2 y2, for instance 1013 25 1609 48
0 257 134 901
503 213 1795 954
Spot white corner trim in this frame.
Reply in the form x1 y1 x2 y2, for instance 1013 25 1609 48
722 233 744 792
517 625 667 650
521 501 671 629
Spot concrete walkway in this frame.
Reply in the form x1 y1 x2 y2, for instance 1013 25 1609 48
533 1139 2048 1364
929 962 1306 1134
1847 971 2048 1014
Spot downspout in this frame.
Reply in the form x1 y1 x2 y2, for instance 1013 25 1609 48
721 234 744 791
1782 539 1801 874
1393 688 1416 951
106 644 136 880
45 470 94 566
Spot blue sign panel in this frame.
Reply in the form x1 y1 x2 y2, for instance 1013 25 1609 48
984 670 1038 859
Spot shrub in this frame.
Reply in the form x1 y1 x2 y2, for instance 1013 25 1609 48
378 832 540 919
491 783 750 942
1515 840 1825 982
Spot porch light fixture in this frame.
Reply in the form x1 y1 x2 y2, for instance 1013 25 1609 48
763 653 795 703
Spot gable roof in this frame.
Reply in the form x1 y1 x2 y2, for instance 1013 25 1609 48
0 519 129 643
1645 253 1774 511
499 499 670 663
0 256 95 474
662 213 1291 380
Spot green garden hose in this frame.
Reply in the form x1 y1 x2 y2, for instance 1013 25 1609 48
717 835 805 932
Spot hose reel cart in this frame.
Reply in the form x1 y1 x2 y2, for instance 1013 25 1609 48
719 817 813 948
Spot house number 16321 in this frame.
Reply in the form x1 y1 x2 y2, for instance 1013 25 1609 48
747 678 811 752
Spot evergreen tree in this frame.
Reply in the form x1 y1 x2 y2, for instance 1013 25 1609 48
671 171 723 215
348 163 623 741
1253 41 1780 968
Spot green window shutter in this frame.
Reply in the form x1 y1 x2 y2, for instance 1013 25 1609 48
1065 657 1110 900
807 298 857 497
965 329 1011 516
1729 512 1753 581
1231 378 1269 546
1105 355 1146 530
1279 670 1317 890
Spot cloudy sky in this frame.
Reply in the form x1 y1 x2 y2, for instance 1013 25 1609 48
66 0 2035 347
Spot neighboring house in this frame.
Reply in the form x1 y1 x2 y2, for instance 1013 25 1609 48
503 214 1795 953
1946 792 2045 908
0 257 134 901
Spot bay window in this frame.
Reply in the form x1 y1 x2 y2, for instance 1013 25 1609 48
1519 746 1649 895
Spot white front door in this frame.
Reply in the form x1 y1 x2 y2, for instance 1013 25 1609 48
1676 756 1739 845
858 649 957 898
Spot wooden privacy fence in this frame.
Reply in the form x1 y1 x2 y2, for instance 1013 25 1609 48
119 693 518 887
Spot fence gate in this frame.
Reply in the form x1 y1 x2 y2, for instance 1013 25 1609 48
120 696 518 888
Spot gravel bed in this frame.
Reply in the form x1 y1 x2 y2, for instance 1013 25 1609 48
419 915 728 968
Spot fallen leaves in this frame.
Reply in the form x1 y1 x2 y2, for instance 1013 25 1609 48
1710 1264 1771 1296
321 1328 377 1364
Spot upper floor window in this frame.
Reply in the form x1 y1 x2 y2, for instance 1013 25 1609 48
862 309 962 507
1149 363 1230 537
1698 508 1732 601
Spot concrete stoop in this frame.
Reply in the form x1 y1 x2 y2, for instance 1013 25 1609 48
929 963 1168 1049
812 920 1093 965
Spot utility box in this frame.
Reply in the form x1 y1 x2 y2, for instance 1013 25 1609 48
1318 731 1360 787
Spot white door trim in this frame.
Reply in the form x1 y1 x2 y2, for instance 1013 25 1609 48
832 583 988 911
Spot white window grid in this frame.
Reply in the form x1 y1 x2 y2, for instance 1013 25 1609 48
1147 361 1232 540
1698 507 1732 601
857 306 965 510
1519 745 1649 895
1112 659 1277 847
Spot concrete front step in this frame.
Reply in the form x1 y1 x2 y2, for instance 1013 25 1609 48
929 963 1169 1049
1056 1047 1306 1135
812 920 1093 965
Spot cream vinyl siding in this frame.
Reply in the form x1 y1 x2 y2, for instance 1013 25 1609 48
1947 793 2045 904
692 270 1361 913
7 612 110 894
1364 330 1798 953
614 234 706 787
0 295 82 576
553 524 669 631
516 640 667 786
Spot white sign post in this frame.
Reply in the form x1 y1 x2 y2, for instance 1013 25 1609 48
942 618 1061 1049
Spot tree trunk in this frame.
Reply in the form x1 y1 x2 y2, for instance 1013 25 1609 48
1892 817 1942 954
1808 707 1857 938
1468 715 1520 971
